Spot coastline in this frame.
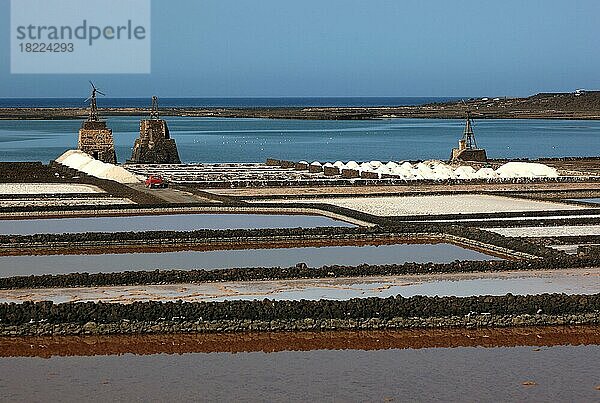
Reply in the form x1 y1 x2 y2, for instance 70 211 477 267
2 92 600 120
2 106 599 121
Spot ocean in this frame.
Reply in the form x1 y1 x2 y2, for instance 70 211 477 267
0 116 599 164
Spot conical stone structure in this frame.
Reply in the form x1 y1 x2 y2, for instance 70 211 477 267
130 96 181 164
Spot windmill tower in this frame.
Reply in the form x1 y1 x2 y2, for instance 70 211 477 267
77 82 117 164
129 96 181 164
450 109 487 162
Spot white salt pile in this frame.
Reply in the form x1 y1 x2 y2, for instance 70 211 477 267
56 150 141 184
496 162 559 178
302 159 560 180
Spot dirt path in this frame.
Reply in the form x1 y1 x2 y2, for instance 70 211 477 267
126 183 218 204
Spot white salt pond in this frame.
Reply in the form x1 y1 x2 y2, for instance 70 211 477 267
0 197 134 207
251 195 582 216
1 268 597 304
0 183 104 195
0 244 497 277
410 213 600 223
488 225 600 237
0 213 354 235
548 245 600 254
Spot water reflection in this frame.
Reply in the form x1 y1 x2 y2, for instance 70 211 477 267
0 243 497 277
0 213 355 235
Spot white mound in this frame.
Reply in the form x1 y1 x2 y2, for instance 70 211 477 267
496 162 558 178
476 167 498 179
56 150 141 184
360 162 373 172
346 161 360 170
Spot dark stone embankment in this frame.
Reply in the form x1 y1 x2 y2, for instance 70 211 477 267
0 254 594 290
0 223 561 259
0 294 598 336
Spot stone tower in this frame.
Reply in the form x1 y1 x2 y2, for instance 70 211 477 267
450 111 487 162
130 96 181 164
78 82 117 164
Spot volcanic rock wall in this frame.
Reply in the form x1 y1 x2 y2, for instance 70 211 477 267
0 294 598 335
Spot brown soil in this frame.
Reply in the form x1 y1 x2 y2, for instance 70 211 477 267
0 326 597 358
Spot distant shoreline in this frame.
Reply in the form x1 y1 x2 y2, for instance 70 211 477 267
1 92 599 120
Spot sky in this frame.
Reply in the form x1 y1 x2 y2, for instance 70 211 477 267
0 0 599 98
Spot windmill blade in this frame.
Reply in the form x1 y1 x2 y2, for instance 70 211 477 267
96 90 106 96
89 80 97 90
84 97 91 103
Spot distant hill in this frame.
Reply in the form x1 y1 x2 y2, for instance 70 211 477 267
515 91 600 112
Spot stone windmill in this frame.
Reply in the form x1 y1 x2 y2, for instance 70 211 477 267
450 107 487 162
77 81 117 164
129 96 181 164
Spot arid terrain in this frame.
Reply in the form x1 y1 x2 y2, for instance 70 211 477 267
2 91 600 120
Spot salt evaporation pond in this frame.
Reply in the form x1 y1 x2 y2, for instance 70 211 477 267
0 213 354 235
1 344 598 401
3 269 597 304
569 198 600 204
0 244 496 277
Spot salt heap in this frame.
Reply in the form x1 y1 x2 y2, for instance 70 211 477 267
346 161 360 170
56 150 141 184
305 159 560 181
476 167 498 179
496 162 558 178
433 164 457 179
360 162 372 171
454 166 477 180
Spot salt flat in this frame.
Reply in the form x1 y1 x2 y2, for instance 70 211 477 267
488 225 600 237
0 183 104 194
250 194 582 216
0 197 134 207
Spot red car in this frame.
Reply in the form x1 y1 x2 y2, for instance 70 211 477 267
145 175 168 189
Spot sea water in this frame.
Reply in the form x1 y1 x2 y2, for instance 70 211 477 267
0 116 599 163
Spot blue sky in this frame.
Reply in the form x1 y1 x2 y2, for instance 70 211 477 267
1 0 599 97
